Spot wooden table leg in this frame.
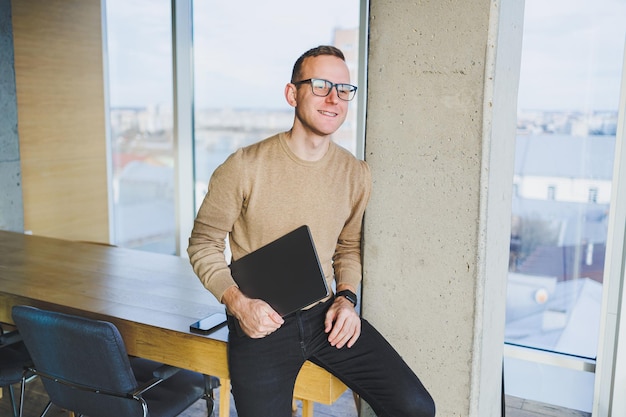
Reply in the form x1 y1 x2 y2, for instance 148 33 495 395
219 378 230 417
301 399 314 417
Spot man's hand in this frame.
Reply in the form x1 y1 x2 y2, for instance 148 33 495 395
222 286 284 338
325 293 361 349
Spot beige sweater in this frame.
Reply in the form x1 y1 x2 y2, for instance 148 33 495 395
188 132 372 303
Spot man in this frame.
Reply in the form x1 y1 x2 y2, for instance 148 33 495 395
188 45 435 417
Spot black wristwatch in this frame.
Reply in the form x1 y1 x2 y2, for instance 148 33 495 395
336 289 358 307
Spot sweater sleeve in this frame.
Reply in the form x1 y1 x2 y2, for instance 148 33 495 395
332 160 372 290
187 150 245 302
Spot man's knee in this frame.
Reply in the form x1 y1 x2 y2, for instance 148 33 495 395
387 381 435 417
414 395 436 417
403 392 436 417
374 389 435 417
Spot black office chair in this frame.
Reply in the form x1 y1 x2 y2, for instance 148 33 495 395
0 326 33 417
12 305 218 417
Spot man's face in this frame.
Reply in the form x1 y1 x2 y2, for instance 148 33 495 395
290 55 351 137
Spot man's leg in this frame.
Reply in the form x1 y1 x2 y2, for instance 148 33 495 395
307 315 436 417
226 314 305 417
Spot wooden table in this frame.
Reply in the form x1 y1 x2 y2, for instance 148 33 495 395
0 231 347 417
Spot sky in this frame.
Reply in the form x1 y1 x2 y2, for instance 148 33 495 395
105 0 626 112
517 0 626 111
105 0 360 110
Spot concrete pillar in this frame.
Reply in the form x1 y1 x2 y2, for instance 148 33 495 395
361 0 523 415
0 0 24 232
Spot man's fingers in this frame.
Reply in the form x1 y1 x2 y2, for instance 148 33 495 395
328 313 361 348
238 299 283 338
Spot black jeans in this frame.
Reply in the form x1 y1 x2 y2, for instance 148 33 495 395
227 298 436 417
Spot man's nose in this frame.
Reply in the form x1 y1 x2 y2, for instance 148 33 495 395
326 86 340 103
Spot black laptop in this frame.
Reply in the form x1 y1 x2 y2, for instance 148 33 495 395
229 225 329 317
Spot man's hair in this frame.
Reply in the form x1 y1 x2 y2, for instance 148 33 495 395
290 45 345 83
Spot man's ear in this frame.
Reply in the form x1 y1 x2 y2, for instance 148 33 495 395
285 83 297 107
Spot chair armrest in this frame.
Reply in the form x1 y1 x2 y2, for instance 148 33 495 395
32 366 167 401
204 374 220 391
132 364 184 397
132 376 164 397
152 364 181 380
32 367 138 400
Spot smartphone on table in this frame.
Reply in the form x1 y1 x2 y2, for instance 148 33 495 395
189 312 227 335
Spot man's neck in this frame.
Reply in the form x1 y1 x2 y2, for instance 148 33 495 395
284 129 331 162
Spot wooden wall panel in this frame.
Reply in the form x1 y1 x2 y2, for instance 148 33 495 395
12 0 109 243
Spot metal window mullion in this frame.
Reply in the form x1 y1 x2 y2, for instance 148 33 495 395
172 0 194 257
355 0 369 161
594 37 626 417
101 0 115 244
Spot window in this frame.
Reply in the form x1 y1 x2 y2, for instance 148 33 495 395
191 1 361 215
505 0 626 411
104 1 362 255
105 0 176 254
547 185 556 200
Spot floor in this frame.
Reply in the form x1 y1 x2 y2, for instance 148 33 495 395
0 376 591 417
504 395 591 417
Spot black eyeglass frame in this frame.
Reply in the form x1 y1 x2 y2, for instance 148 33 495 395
293 78 358 101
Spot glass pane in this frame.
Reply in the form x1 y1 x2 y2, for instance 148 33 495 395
506 0 625 359
192 1 361 215
504 2 626 411
105 0 176 254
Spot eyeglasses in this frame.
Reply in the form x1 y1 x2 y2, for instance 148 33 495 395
293 78 358 101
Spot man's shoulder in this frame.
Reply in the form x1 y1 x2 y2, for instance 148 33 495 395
214 134 281 177
330 142 370 173
243 133 281 151
237 133 282 160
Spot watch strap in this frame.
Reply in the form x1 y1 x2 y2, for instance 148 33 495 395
336 289 357 306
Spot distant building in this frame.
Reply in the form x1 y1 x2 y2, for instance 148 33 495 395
513 134 614 204
510 133 613 268
506 131 615 358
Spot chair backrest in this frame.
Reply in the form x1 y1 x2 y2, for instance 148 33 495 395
0 329 32 387
12 306 145 417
